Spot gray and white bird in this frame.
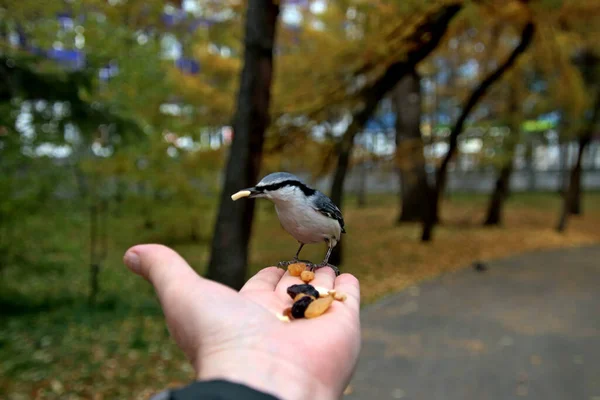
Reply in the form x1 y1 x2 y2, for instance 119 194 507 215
231 172 346 275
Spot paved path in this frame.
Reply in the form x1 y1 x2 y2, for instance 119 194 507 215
348 246 600 400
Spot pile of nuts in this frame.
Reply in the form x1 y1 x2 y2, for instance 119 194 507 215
277 263 346 322
287 262 316 283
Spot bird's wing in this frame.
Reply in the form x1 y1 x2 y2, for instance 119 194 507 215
312 192 346 234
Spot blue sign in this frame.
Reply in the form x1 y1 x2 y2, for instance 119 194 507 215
365 112 396 132
175 58 200 75
189 17 215 32
46 49 86 70
99 61 119 81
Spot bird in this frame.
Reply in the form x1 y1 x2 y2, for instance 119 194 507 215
231 172 346 275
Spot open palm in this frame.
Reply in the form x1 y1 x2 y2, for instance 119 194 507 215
124 244 361 400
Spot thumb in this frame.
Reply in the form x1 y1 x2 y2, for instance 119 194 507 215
123 244 215 360
123 244 242 361
123 244 237 308
123 243 200 298
123 244 237 314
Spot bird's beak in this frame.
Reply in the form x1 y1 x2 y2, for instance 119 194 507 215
231 187 260 201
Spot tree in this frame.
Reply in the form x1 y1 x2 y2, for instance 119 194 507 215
532 1 600 215
421 21 535 241
0 0 174 302
391 67 429 223
207 0 280 289
328 3 462 265
484 72 522 226
557 79 600 232
565 51 600 216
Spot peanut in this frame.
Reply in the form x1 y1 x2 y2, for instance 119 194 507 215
282 307 293 320
304 296 334 319
315 286 331 297
288 263 306 277
294 293 317 302
300 270 315 283
334 292 347 301
276 312 291 322
328 289 347 302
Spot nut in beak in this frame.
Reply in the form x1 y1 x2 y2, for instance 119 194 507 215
231 190 252 201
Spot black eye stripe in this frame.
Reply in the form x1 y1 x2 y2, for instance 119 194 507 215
257 180 316 197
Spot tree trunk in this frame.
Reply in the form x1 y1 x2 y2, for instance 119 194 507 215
557 88 600 232
328 4 462 265
558 140 569 195
207 1 279 289
569 167 582 215
484 165 512 226
142 181 154 230
89 199 108 306
356 161 367 208
392 68 430 223
484 72 520 226
526 140 536 191
422 22 535 241
557 146 585 232
89 202 99 306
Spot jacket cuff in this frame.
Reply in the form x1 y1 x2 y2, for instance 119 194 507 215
150 379 281 400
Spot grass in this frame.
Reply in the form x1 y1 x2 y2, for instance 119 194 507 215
1 192 600 399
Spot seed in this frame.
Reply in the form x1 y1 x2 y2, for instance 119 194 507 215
282 307 293 320
327 289 347 301
276 312 291 322
315 286 331 297
291 296 314 319
300 270 315 283
304 296 334 318
287 284 320 300
288 263 306 277
231 190 251 201
334 292 347 301
294 293 317 302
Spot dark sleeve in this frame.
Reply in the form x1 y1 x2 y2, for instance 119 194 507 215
149 380 281 400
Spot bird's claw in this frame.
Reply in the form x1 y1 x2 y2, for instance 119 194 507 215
308 262 341 277
276 260 340 276
277 258 311 269
277 260 293 268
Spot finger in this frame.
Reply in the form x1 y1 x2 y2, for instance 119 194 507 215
334 273 360 312
240 266 285 293
124 244 201 296
123 244 240 359
274 265 337 301
123 244 234 318
274 270 305 299
310 266 336 291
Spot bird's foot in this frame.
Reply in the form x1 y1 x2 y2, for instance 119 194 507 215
277 260 293 268
308 262 340 277
277 258 312 269
276 259 340 276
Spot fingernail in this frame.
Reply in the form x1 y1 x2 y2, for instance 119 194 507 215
124 251 141 274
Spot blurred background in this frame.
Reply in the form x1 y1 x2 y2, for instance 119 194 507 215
1 0 599 398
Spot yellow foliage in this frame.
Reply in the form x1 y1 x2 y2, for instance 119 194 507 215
533 22 588 133
272 0 461 122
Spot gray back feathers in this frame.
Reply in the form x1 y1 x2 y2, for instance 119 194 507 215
312 191 346 233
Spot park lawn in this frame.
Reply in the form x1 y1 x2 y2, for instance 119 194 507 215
1 192 599 399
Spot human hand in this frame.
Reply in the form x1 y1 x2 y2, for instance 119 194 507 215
123 244 361 400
